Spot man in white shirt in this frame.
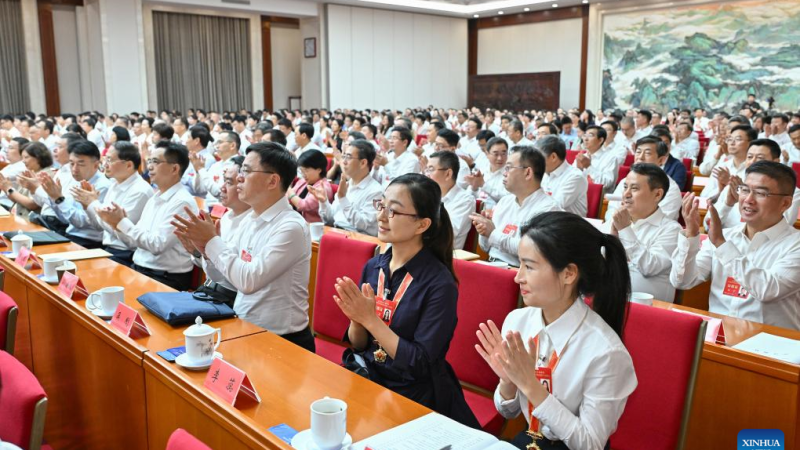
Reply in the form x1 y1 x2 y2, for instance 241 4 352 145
172 117 190 144
574 125 620 194
425 151 475 250
558 117 579 150
713 139 800 229
294 123 321 158
505 120 534 150
671 161 800 330
633 110 653 140
769 114 792 152
605 136 682 221
671 121 700 161
429 129 470 189
783 124 800 165
82 117 105 151
457 117 483 163
616 117 637 154
26 133 78 233
72 141 154 266
278 118 296 152
174 142 315 351
194 130 239 206
35 120 58 152
700 125 753 201
694 108 711 134
601 120 628 166
372 127 420 186
537 135 588 217
37 139 111 249
422 121 445 156
610 163 682 302
96 141 198 291
463 137 509 209
699 116 746 176
314 139 382 236
0 138 28 182
471 146 560 266
232 115 252 153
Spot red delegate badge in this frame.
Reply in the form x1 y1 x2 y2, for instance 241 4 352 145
723 276 749 299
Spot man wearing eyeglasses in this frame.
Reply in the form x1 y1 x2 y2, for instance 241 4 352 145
193 130 240 207
470 146 560 267
672 160 800 330
463 137 509 210
537 135 588 217
574 125 621 195
710 139 800 229
96 141 199 291
173 143 315 352
426 129 470 190
313 139 383 236
425 151 474 250
700 125 754 200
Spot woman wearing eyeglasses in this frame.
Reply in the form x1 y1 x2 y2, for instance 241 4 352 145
333 173 479 428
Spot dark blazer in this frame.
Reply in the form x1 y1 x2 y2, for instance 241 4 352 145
664 155 687 191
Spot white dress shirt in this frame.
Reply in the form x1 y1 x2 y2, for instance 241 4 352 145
470 166 508 210
479 189 561 266
198 156 236 206
671 137 700 161
615 133 636 154
374 149 420 187
205 197 310 334
495 300 637 449
699 141 721 176
700 157 746 199
714 186 800 229
295 142 322 158
34 164 75 219
86 173 154 250
41 134 58 152
605 175 681 221
49 171 112 242
618 208 682 302
783 143 800 165
670 220 800 330
0 160 25 181
605 140 629 167
116 182 199 273
575 147 621 194
442 185 475 250
505 136 534 150
319 175 383 236
457 136 483 161
86 129 105 151
542 160 588 217
770 132 791 151
633 126 653 140
197 208 251 292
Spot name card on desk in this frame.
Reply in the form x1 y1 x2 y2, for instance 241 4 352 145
209 204 228 219
673 309 726 344
204 358 261 407
110 302 151 337
15 247 42 269
57 272 88 300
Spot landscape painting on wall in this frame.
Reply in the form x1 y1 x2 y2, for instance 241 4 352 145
601 0 800 113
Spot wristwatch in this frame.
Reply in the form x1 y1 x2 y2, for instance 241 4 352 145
6 188 14 196
55 196 66 204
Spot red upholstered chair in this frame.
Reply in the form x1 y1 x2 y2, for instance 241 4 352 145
166 428 213 450
0 291 19 354
681 158 693 172
415 134 428 146
462 200 482 252
326 157 333 172
793 163 800 189
330 183 339 197
683 171 694 193
565 150 581 164
623 153 635 167
586 182 604 219
610 304 707 450
311 233 379 364
447 260 520 435
0 350 48 450
616 165 631 187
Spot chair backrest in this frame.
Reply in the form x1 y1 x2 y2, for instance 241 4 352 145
793 163 800 189
616 165 631 186
681 158 692 171
446 260 519 391
624 152 635 167
415 134 428 146
166 428 213 450
312 233 378 340
326 157 333 172
0 291 18 354
611 304 706 450
462 199 482 252
683 171 694 193
0 350 48 450
586 182 604 219
565 150 580 164
330 183 339 197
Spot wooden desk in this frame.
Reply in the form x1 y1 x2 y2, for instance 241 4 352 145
692 176 710 196
653 301 800 450
143 332 430 450
0 215 264 450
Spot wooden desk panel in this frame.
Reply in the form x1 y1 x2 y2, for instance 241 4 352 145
3 270 33 370
144 332 430 450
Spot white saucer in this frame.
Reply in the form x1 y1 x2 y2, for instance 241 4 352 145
41 274 60 284
291 429 352 450
175 352 223 371
89 307 114 320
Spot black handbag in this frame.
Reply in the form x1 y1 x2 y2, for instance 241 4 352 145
341 348 370 379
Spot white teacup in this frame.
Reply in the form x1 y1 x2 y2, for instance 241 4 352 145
631 292 654 306
56 261 78 282
42 256 66 281
87 286 125 316
310 397 347 450
310 223 324 242
11 234 32 256
183 317 222 365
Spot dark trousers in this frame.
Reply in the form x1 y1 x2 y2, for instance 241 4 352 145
105 247 135 268
132 264 194 292
510 431 609 450
66 233 102 250
279 326 315 353
34 214 68 237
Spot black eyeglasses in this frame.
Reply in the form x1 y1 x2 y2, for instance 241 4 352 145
373 199 418 219
238 167 276 177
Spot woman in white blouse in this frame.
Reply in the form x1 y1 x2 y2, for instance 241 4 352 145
476 211 637 450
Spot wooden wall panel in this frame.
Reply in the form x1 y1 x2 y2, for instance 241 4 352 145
468 72 560 112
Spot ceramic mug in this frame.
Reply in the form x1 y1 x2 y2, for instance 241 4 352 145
42 256 66 281
10 234 32 256
87 286 125 316
310 223 324 242
185 327 221 365
310 397 347 450
56 261 78 282
631 292 655 306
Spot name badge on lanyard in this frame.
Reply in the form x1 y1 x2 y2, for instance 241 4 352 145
503 224 518 235
528 335 560 436
723 276 749 299
374 268 413 327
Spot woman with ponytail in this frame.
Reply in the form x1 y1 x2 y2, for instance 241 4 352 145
333 173 479 428
476 211 637 450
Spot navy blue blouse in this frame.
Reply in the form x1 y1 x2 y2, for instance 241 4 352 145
348 247 478 428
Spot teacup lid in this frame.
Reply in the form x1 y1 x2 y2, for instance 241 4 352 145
184 316 214 337
11 230 29 241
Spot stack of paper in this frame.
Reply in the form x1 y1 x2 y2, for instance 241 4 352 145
732 333 800 365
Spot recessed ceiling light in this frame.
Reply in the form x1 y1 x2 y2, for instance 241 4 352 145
524 7 530 11
582 0 589 3
473 14 479 17
498 10 504 14
552 3 558 7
